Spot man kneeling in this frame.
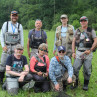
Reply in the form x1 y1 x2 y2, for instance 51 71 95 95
3 44 31 95
49 46 76 91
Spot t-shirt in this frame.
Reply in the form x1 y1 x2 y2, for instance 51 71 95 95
6 55 27 71
28 29 47 39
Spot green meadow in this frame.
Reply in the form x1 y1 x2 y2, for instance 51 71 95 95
0 30 97 97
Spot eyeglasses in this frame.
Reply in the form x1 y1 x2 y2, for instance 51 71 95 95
80 20 87 22
17 49 23 50
40 49 48 53
59 50 65 53
61 17 66 19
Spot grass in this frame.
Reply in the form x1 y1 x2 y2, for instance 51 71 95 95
0 30 97 97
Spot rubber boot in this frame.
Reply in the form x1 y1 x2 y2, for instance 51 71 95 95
83 80 89 91
70 79 78 89
2 80 6 90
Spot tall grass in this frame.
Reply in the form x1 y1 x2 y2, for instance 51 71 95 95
0 30 97 97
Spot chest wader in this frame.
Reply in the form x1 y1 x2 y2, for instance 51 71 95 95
55 25 73 58
0 22 20 72
6 55 23 95
29 29 46 49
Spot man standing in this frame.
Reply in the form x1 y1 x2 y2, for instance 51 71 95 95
49 46 76 91
27 19 47 58
72 16 97 90
53 14 75 58
0 11 24 84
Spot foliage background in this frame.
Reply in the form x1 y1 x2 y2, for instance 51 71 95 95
0 0 97 30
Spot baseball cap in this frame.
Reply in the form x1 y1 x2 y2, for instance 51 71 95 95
80 16 88 21
15 44 24 50
11 11 18 15
58 46 66 52
60 14 68 19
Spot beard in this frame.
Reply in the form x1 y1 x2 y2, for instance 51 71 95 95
58 53 64 59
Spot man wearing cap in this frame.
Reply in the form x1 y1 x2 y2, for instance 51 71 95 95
72 16 97 90
53 14 75 59
0 10 24 84
27 19 47 59
3 44 30 95
49 46 76 91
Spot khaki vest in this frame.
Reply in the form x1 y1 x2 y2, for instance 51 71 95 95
55 24 74 47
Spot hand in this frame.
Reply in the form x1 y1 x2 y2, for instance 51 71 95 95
43 72 48 77
37 71 43 76
55 83 60 91
18 75 25 82
53 50 56 55
84 50 91 55
3 46 8 52
67 77 72 83
72 53 76 59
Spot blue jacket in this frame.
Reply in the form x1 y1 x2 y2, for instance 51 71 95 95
49 55 73 85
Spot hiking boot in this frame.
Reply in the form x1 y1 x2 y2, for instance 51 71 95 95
83 85 88 91
70 79 78 90
2 81 6 90
83 80 89 91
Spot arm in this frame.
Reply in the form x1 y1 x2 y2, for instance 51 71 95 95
20 64 29 76
44 55 50 77
53 29 57 55
6 65 21 76
72 37 76 58
27 38 31 58
65 56 73 79
1 22 8 51
49 58 58 85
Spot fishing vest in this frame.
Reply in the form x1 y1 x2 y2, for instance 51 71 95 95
75 27 93 48
34 56 47 73
29 29 46 49
4 21 20 45
55 24 73 47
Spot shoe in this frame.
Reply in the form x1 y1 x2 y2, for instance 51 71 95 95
83 85 88 91
83 79 89 91
70 79 78 90
34 86 41 93
70 84 78 89
2 81 6 90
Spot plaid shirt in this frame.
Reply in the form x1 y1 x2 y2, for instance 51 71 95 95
49 55 73 85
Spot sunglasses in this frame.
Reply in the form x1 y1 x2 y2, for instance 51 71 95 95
59 50 65 53
17 48 23 50
40 49 48 53
80 20 87 22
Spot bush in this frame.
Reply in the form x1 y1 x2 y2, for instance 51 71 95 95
51 22 61 31
27 20 35 29
69 14 80 24
72 20 80 29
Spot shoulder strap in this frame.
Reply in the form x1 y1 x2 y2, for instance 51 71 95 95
35 55 46 64
6 21 8 32
87 27 92 32
18 23 20 30
55 56 67 70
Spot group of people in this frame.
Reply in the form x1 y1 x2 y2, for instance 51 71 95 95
0 10 97 95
